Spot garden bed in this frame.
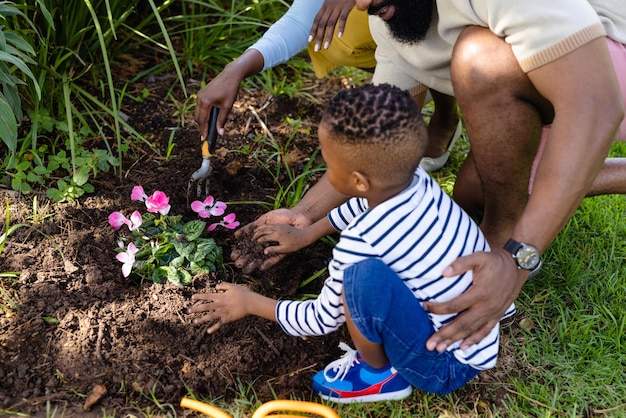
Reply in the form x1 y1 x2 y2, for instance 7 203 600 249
0 73 523 416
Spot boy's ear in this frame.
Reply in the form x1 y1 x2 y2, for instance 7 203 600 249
352 171 370 192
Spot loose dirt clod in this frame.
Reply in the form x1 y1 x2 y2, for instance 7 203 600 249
83 384 107 411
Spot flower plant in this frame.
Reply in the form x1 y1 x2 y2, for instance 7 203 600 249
109 186 239 286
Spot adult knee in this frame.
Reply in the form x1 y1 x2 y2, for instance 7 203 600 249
451 26 527 100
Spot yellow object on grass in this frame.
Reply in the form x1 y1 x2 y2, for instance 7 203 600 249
180 397 340 418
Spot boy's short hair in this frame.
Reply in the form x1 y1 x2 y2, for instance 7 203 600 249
321 83 427 185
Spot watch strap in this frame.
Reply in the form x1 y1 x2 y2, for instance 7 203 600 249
503 239 521 256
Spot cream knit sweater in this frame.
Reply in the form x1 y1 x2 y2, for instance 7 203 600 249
371 0 625 95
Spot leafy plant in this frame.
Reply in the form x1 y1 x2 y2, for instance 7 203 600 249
109 186 239 286
0 0 42 167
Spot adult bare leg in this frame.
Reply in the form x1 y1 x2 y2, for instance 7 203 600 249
451 26 552 247
425 90 460 159
455 151 626 221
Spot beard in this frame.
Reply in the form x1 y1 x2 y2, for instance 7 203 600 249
369 0 434 44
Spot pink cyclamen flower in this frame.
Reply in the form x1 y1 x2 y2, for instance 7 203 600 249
145 190 171 215
108 211 143 231
191 196 226 219
116 242 139 277
131 185 148 202
109 211 128 230
208 213 240 231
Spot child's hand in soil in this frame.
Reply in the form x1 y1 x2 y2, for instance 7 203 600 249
188 282 278 333
252 223 313 255
232 208 313 273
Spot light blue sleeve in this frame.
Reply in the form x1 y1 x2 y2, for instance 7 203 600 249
248 0 324 71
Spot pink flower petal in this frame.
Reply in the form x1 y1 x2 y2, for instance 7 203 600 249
209 201 227 217
190 200 204 213
131 185 147 201
145 190 171 215
128 211 143 231
109 212 128 230
224 221 240 230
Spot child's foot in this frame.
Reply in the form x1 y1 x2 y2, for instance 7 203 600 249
312 343 412 403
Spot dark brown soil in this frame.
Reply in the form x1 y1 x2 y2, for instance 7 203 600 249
0 73 525 416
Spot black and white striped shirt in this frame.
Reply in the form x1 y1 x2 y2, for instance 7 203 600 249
276 168 515 370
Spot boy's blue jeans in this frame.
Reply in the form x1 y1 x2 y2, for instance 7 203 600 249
342 259 481 395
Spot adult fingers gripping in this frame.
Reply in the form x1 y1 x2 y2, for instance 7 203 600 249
423 251 518 352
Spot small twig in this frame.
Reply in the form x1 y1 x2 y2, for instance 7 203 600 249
504 388 562 414
248 105 274 142
95 321 105 361
593 403 626 414
267 363 319 384
254 326 280 356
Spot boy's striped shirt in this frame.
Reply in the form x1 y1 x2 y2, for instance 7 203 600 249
276 168 515 370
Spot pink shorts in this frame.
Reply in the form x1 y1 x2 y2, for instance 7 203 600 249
530 37 626 192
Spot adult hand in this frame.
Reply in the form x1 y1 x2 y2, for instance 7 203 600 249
309 0 354 51
253 224 312 255
194 49 264 140
423 249 527 352
194 69 240 140
231 208 314 273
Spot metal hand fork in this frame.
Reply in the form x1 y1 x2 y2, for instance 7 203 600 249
188 106 219 200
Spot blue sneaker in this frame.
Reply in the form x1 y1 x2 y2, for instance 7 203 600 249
312 342 412 403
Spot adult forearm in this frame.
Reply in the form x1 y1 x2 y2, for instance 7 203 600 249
292 173 349 224
518 39 624 253
514 122 617 253
224 48 265 81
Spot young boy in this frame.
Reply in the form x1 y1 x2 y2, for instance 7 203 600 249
188 84 515 403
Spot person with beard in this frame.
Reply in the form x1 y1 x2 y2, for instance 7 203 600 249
233 0 626 365
194 0 463 173
190 84 512 402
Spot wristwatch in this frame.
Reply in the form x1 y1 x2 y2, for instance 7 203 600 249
503 239 542 277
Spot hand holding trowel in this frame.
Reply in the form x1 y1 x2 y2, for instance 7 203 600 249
188 107 219 200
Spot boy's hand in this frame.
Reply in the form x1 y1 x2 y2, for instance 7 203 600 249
253 223 312 255
231 208 314 273
188 282 252 334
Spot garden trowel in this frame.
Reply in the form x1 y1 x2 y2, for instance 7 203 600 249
187 106 219 200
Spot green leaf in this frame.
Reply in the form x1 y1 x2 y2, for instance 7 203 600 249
72 165 90 186
26 171 42 184
167 268 192 286
35 0 55 29
0 94 17 155
0 50 40 100
170 255 185 268
193 238 223 265
182 220 206 242
151 267 168 284
173 240 194 259
46 188 62 201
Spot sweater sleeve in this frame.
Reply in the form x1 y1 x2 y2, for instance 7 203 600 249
275 274 346 337
248 0 324 71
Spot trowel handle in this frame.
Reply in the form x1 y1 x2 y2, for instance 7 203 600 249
202 107 219 158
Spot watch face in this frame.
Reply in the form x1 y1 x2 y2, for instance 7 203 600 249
517 245 540 270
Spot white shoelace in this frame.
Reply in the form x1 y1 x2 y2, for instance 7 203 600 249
323 342 359 383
